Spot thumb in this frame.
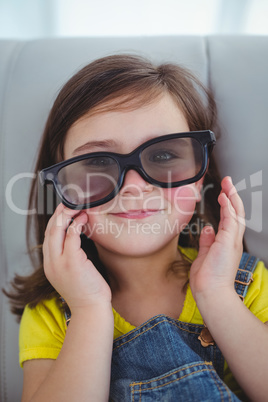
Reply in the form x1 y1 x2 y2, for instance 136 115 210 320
198 225 215 257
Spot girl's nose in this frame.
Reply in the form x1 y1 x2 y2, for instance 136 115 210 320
119 169 153 197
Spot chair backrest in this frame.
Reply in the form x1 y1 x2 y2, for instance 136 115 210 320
0 36 267 401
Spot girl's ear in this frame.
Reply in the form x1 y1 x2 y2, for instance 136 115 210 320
194 177 205 202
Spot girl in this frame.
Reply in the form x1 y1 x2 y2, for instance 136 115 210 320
5 55 268 401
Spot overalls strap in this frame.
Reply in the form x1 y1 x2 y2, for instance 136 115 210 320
234 252 259 301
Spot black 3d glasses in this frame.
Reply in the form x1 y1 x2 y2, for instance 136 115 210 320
40 130 216 210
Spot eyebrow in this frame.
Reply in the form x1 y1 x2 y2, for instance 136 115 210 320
72 139 118 156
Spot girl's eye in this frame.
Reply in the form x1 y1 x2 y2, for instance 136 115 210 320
84 157 115 167
149 151 180 163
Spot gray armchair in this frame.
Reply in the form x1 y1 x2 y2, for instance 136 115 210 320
0 36 267 401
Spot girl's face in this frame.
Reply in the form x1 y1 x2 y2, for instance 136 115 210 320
64 94 203 258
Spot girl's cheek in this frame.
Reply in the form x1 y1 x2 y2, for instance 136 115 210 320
163 185 198 216
81 199 117 238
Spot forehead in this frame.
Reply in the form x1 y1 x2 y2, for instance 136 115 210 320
64 93 189 159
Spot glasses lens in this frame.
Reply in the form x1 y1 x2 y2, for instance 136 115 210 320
141 137 203 184
57 156 119 206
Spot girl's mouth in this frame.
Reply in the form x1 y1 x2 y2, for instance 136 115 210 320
110 209 163 219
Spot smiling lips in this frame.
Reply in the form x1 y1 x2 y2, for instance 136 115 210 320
110 209 163 219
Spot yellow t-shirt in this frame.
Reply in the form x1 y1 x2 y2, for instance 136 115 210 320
19 248 268 397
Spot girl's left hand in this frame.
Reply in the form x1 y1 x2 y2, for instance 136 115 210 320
189 176 246 303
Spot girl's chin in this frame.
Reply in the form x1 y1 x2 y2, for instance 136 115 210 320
89 229 181 258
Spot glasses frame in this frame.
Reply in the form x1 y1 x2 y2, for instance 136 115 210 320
39 130 216 210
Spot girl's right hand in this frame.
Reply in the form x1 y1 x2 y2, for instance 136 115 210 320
43 203 112 314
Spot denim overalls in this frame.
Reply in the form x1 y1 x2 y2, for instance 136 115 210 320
63 253 258 401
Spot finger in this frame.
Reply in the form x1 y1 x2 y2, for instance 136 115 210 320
221 177 245 221
218 190 225 229
218 192 236 230
220 177 245 235
45 205 85 258
63 212 88 254
44 203 76 241
218 194 245 246
43 204 65 265
198 225 216 258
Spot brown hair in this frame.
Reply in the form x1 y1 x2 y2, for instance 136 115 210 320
4 54 221 319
